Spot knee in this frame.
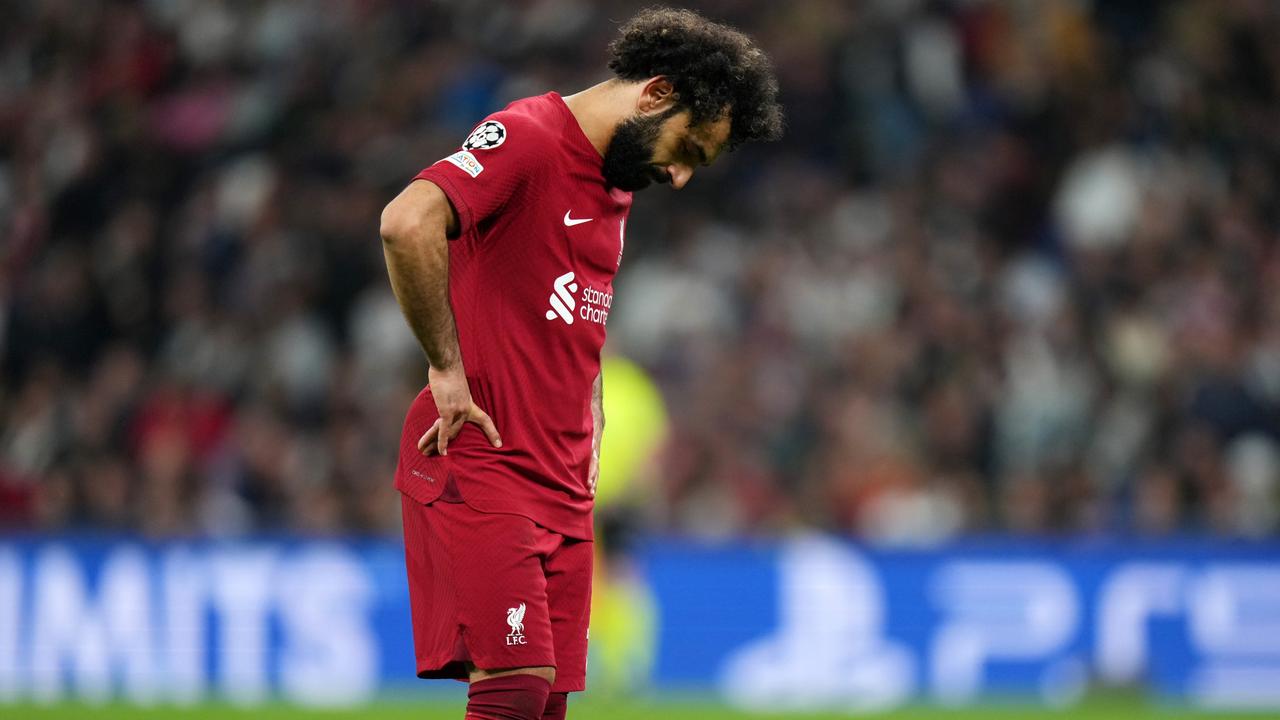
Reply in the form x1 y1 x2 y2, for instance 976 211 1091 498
467 668 554 720
527 666 556 686
470 665 555 686
542 691 568 720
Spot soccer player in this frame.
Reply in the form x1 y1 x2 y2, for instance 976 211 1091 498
379 7 782 719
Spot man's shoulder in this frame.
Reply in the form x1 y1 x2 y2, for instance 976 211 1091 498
479 93 566 147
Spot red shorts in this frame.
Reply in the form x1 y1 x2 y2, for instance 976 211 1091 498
400 488 593 693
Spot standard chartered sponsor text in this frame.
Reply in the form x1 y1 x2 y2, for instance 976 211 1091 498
580 286 612 325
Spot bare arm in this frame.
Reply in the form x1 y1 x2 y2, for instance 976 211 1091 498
380 180 462 370
589 370 603 496
380 180 500 454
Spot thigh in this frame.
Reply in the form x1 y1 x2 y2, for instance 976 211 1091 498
442 502 558 671
544 537 594 693
401 494 468 679
437 502 558 672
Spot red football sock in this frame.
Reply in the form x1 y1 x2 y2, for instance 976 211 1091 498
541 691 568 720
466 674 551 720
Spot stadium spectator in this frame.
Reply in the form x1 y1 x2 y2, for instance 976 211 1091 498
2 0 1278 542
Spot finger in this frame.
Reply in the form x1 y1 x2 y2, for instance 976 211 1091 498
439 416 459 456
419 420 441 455
471 407 503 448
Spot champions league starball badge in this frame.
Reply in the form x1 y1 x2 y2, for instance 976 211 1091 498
463 121 507 150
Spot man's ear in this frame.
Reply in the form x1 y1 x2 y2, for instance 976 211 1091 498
637 76 677 115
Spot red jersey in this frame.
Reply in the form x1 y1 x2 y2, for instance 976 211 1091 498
395 93 631 541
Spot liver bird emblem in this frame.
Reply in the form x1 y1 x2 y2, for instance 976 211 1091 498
507 603 526 635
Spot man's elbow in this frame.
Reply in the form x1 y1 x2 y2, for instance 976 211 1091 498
382 182 454 245
380 199 418 247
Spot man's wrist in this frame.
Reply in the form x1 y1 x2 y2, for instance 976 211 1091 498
428 354 463 374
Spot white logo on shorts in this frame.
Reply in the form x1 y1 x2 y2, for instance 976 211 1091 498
506 602 527 645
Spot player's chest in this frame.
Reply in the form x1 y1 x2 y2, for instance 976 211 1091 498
517 183 629 332
544 185 629 278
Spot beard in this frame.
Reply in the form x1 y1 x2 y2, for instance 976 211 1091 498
601 109 677 191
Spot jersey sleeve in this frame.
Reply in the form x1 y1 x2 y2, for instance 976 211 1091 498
413 112 550 239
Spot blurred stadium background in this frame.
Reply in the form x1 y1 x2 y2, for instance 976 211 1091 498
3 0 1280 717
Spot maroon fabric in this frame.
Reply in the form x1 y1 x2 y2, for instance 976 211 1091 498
401 494 594 693
540 691 568 720
466 674 551 720
395 92 631 542
0 470 34 525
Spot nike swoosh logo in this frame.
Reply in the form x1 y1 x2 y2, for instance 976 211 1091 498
564 211 593 227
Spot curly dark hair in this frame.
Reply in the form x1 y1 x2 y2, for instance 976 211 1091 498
608 6 783 150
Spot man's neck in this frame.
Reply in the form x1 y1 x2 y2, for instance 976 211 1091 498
561 80 633 158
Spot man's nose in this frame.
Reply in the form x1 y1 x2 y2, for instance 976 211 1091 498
666 164 693 189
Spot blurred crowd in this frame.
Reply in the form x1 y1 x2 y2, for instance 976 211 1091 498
2 0 1279 541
